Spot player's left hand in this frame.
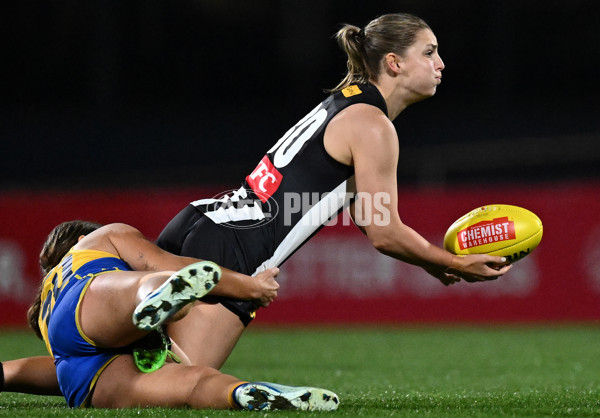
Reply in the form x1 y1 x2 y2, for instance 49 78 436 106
252 267 280 307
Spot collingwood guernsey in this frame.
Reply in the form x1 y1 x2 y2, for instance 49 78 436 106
190 83 388 275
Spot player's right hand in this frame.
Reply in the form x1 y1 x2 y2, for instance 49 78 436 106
447 254 512 282
425 254 511 285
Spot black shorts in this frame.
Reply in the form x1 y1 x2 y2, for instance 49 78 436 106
157 205 259 326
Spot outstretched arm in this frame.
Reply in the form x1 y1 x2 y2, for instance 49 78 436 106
331 105 510 284
1 357 61 396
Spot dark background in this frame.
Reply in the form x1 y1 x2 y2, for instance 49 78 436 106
2 0 599 190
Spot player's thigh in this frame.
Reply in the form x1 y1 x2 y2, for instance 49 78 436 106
92 355 205 408
167 302 244 369
80 271 152 347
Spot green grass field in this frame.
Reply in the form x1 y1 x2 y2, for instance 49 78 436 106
1 325 599 417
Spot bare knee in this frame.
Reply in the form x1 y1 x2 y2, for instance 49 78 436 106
136 272 173 304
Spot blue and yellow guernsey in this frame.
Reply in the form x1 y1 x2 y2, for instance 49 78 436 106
38 248 130 407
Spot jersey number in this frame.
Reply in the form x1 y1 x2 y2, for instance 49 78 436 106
268 104 328 168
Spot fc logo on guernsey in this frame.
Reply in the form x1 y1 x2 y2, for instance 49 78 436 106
246 156 283 203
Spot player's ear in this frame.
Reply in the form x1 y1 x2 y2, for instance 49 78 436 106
384 53 402 75
78 235 86 242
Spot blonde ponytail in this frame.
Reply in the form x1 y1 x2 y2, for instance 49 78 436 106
329 13 431 92
330 25 371 92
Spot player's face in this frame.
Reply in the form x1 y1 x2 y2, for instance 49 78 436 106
398 29 445 101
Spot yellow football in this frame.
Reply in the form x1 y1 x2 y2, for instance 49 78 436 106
443 204 543 263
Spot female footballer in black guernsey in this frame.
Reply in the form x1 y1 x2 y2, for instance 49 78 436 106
157 13 512 370
1 13 511 402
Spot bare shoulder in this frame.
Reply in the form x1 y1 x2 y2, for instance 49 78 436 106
331 103 393 135
74 223 140 254
101 223 140 235
325 104 396 166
